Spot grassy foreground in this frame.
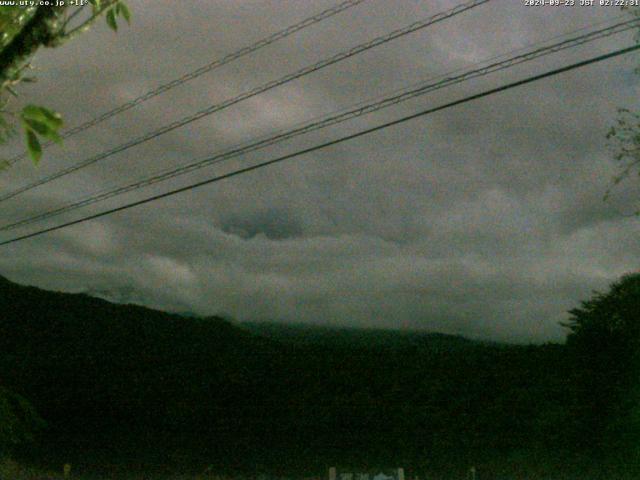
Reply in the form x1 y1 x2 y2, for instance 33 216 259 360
0 458 231 480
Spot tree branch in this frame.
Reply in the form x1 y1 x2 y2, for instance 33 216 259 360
62 1 119 40
0 6 67 88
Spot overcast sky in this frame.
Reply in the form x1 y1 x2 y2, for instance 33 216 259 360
1 0 638 342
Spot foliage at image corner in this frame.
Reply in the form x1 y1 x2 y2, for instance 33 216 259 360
605 108 640 215
564 271 640 344
605 5 640 214
0 0 131 167
561 271 640 460
0 385 46 458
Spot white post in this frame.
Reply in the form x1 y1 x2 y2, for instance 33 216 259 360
397 468 404 480
329 467 337 480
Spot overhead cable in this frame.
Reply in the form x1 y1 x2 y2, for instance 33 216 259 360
4 0 369 166
2 17 637 233
0 0 490 203
1 42 638 246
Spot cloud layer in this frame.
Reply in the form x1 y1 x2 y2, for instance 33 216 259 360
1 0 638 342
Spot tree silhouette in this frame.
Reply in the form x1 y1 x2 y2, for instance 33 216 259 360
0 385 45 459
562 272 640 461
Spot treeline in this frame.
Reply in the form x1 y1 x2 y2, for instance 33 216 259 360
0 273 638 479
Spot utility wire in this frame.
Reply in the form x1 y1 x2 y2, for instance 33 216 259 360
2 17 638 233
0 0 490 203
4 0 369 167
1 42 638 247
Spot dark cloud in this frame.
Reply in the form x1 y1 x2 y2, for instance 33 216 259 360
220 208 304 240
0 0 638 342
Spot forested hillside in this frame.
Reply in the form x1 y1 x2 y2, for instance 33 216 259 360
0 274 637 479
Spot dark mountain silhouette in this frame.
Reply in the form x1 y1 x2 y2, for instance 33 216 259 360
240 322 476 350
1 274 635 478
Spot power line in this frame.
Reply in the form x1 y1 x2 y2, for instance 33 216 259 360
0 0 490 204
1 42 638 247
2 17 638 233
4 0 369 167
3 17 636 231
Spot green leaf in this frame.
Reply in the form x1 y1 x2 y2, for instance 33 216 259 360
89 0 102 13
0 114 15 142
25 128 42 164
117 2 131 23
21 105 64 146
47 130 63 144
106 8 117 31
22 118 48 135
23 118 62 144
21 104 63 131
